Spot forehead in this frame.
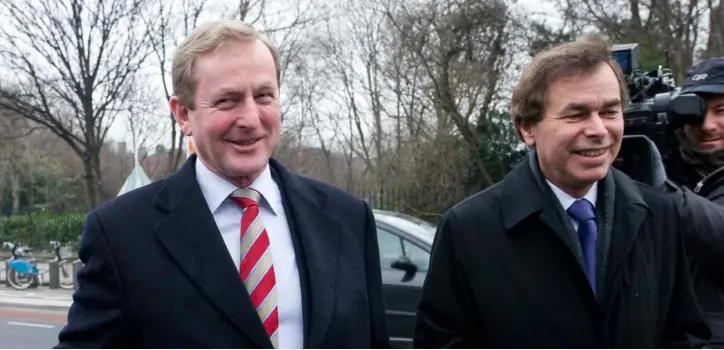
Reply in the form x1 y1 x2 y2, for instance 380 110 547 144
546 65 621 110
703 94 724 106
193 39 277 91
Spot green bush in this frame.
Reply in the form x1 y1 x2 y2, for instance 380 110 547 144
0 212 85 253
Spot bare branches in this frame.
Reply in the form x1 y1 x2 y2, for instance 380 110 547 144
142 0 207 175
381 0 525 186
559 0 710 81
0 0 157 208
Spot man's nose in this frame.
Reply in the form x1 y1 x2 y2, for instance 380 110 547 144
234 97 261 127
583 114 607 138
701 111 719 133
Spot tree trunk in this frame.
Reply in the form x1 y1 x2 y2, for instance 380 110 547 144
82 150 104 209
10 172 19 215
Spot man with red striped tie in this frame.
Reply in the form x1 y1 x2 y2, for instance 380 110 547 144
56 19 390 349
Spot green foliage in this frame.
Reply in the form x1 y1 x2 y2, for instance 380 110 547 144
0 212 84 251
462 110 528 192
528 21 576 57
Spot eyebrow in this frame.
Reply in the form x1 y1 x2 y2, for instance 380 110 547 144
561 98 622 113
213 82 277 96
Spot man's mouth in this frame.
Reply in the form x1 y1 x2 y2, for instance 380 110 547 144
231 138 261 146
573 147 609 157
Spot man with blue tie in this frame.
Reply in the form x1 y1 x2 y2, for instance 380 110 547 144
413 36 711 348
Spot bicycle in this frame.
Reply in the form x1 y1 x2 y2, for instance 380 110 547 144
4 241 75 290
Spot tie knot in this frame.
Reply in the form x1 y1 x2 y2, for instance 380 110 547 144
230 188 261 209
567 198 596 222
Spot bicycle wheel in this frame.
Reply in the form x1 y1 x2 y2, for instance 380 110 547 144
7 268 34 290
58 261 75 290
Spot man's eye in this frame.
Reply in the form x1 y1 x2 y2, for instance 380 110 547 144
256 93 275 102
216 99 235 107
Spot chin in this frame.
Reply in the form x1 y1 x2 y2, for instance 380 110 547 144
573 165 610 183
225 155 269 177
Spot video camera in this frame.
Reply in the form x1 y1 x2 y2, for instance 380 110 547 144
611 43 708 179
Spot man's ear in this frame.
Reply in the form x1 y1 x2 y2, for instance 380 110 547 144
170 96 193 137
517 123 536 147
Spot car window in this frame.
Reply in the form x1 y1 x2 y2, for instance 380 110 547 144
377 228 430 272
403 241 430 271
377 228 404 269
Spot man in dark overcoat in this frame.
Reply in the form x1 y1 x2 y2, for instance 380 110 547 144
413 37 712 348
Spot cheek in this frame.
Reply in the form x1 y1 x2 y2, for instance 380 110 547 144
715 119 724 136
683 125 700 140
204 113 237 135
607 119 625 138
259 108 281 130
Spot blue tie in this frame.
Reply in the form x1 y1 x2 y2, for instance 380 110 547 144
567 199 597 297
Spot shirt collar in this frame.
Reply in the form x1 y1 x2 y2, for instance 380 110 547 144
195 159 279 215
546 179 598 211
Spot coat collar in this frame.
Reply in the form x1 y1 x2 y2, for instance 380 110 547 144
502 150 650 230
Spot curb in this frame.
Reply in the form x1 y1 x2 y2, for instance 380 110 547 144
0 297 72 311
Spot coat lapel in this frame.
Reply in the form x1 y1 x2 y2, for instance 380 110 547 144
503 153 587 268
269 159 342 349
152 156 273 348
602 169 651 301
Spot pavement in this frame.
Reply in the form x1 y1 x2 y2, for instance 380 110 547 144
0 287 73 310
0 287 72 348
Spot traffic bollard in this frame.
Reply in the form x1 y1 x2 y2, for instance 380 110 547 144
49 261 60 289
73 259 83 290
3 260 8 286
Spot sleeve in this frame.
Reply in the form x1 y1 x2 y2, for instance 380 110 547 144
54 211 130 349
362 200 392 349
670 184 724 269
413 209 484 348
660 200 712 349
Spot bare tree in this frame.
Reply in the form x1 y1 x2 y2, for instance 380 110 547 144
144 0 207 175
702 0 724 58
126 105 162 162
0 0 157 208
560 0 710 82
382 0 526 187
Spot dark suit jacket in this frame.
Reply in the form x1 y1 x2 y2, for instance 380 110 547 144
55 155 389 348
413 153 711 348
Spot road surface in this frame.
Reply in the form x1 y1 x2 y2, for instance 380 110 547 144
0 306 66 348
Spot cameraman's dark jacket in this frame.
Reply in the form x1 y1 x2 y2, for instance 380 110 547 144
667 163 724 348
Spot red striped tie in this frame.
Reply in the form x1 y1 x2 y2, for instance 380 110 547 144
231 188 279 348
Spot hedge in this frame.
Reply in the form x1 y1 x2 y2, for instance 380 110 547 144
0 212 85 254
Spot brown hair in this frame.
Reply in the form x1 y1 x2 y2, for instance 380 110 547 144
171 19 281 110
509 35 628 135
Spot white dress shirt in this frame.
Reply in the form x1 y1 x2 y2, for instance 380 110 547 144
195 159 304 349
546 180 598 231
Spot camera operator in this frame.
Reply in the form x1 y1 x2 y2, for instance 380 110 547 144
668 57 724 348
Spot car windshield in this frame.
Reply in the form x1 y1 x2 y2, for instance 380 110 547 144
377 212 437 245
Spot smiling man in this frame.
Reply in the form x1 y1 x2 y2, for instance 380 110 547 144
413 36 711 348
667 57 724 348
55 19 389 349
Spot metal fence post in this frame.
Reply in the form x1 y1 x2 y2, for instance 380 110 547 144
49 261 60 289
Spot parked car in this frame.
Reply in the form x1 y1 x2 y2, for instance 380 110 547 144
373 209 436 348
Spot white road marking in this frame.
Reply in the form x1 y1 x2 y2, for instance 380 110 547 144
7 321 55 328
